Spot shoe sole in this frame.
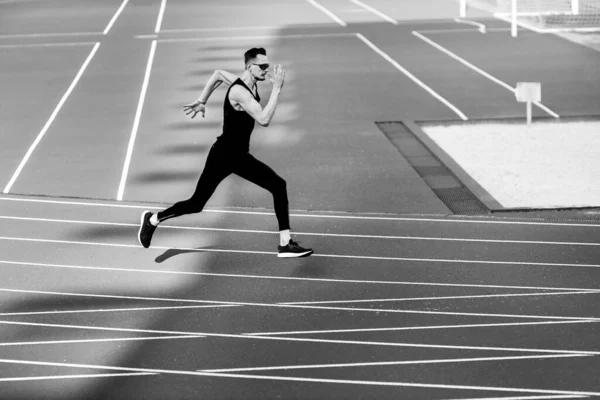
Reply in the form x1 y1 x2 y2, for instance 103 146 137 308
138 210 151 248
277 250 313 258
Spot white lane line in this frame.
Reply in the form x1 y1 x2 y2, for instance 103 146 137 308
393 28 512 34
0 288 230 305
2 260 595 292
0 335 205 347
1 320 598 355
3 215 600 246
103 0 129 35
0 235 275 255
246 320 597 336
150 32 356 42
0 319 205 337
0 42 98 49
304 0 347 26
0 372 156 383
349 0 397 24
200 354 587 373
117 40 156 201
3 287 594 317
159 26 282 33
3 43 101 194
411 31 560 118
0 304 238 317
3 235 600 270
0 32 101 39
281 290 600 305
314 252 600 269
2 196 600 227
356 33 468 121
1 288 599 322
155 0 167 33
454 18 487 32
0 358 599 396
445 396 587 400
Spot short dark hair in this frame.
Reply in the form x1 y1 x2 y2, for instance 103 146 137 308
244 47 266 65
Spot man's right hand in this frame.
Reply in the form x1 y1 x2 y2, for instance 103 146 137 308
268 64 285 90
183 100 206 118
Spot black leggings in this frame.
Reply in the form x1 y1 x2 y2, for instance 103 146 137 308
157 145 290 230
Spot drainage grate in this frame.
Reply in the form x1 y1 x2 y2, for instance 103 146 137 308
412 166 449 177
376 122 489 215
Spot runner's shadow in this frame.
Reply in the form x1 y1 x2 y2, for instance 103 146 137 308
155 247 214 263
66 225 132 241
132 170 200 184
289 257 327 278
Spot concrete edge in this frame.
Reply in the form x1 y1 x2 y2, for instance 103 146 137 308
405 116 600 214
402 120 504 212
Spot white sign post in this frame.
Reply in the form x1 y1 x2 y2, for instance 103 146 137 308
515 82 541 125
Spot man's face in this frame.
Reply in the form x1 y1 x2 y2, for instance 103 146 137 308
249 54 270 81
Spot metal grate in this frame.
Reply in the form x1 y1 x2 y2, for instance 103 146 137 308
376 121 489 215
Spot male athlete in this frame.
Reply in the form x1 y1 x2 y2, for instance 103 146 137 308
138 47 313 258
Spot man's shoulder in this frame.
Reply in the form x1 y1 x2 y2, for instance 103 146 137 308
229 83 253 99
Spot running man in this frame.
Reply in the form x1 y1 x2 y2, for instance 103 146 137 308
138 47 313 258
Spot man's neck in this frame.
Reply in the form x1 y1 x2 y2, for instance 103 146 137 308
241 71 256 89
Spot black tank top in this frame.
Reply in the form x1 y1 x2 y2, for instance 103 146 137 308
216 78 260 153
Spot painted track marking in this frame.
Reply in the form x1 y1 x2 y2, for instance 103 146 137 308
0 320 598 355
304 0 347 27
117 40 156 201
0 358 598 395
199 354 588 373
0 335 205 347
3 43 101 194
2 236 600 269
412 30 559 118
1 214 599 246
0 372 156 383
1 288 598 322
1 259 595 292
2 196 600 226
246 320 597 337
103 0 129 35
356 33 469 120
349 0 397 24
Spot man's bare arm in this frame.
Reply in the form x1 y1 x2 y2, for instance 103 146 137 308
229 64 285 127
215 70 238 86
196 69 238 104
183 69 239 119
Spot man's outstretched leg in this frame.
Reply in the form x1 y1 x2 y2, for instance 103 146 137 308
234 153 313 258
138 147 231 248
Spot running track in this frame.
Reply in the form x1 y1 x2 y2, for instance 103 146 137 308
1 0 600 399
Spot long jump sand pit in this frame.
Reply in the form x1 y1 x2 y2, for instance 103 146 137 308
420 118 600 210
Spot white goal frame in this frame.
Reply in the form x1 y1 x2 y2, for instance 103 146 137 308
459 0 599 37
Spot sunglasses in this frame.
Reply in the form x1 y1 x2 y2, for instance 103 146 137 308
252 63 270 71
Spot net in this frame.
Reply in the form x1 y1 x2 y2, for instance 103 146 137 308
461 0 600 33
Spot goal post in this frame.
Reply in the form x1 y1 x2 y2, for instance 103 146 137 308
459 0 600 36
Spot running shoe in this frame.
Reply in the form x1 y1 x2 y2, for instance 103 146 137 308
138 210 156 248
277 240 313 258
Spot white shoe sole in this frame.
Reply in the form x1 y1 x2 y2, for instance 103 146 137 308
277 250 313 258
138 210 151 247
